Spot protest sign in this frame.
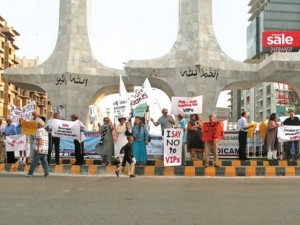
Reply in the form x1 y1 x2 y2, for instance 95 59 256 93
133 102 147 117
130 78 153 109
20 119 38 135
171 96 203 115
247 122 257 138
51 119 85 142
202 121 224 141
5 135 27 152
277 126 300 142
163 128 183 166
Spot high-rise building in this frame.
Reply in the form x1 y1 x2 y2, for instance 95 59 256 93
231 0 300 122
0 16 50 120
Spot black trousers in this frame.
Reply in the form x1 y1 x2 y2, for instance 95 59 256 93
74 140 84 165
238 131 247 160
121 154 134 167
6 151 15 163
47 133 61 164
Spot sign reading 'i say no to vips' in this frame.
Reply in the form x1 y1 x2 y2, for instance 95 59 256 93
163 128 183 166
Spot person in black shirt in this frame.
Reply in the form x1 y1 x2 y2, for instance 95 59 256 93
115 135 136 178
283 109 300 160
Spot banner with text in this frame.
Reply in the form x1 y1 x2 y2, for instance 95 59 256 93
277 125 300 142
171 96 203 115
51 119 85 142
202 121 224 141
5 135 27 152
163 128 183 166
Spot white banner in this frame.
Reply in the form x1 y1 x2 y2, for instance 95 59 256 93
277 125 300 142
130 78 153 109
89 104 99 124
163 128 183 166
113 99 130 118
10 101 36 124
51 119 86 142
171 96 203 115
5 135 27 152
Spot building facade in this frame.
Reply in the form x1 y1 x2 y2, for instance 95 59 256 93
231 0 300 122
0 16 50 120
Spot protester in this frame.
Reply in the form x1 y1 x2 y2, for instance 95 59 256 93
132 116 150 166
151 108 175 136
16 119 27 164
97 117 114 166
115 135 136 178
26 121 49 177
237 111 254 161
115 116 131 162
4 118 17 163
45 112 61 165
176 113 187 166
28 111 44 164
266 113 279 161
187 114 204 161
283 109 300 160
0 118 5 163
203 114 221 167
71 114 86 165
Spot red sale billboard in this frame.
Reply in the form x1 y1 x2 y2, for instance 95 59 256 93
262 31 300 53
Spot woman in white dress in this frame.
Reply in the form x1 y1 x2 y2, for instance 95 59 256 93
115 117 131 162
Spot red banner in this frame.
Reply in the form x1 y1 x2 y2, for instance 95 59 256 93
202 121 224 141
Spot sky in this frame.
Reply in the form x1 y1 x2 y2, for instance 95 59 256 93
0 0 249 111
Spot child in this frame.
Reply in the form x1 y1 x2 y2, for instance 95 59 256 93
115 135 136 178
26 121 49 177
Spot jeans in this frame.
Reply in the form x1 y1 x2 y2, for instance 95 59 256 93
28 151 49 176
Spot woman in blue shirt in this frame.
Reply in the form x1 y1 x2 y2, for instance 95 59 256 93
132 116 150 166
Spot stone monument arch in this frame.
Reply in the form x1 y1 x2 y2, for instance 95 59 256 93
4 0 300 126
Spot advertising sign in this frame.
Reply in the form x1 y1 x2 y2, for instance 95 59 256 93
262 31 300 53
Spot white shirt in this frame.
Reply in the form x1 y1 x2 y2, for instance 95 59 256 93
237 116 247 132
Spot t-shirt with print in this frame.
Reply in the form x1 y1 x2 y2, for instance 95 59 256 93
34 128 49 154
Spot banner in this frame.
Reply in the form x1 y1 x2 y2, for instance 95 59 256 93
146 136 163 155
247 122 257 138
59 131 102 153
20 119 38 135
163 128 183 166
277 126 300 142
50 119 85 142
133 102 147 117
89 104 99 124
259 120 268 139
53 105 66 120
113 99 130 118
130 78 153 109
202 121 224 141
10 101 36 124
5 135 27 152
171 96 203 115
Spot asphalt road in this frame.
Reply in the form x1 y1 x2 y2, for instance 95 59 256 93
1 173 300 225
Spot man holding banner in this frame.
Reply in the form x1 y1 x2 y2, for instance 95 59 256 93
283 109 300 160
70 114 86 165
202 114 224 167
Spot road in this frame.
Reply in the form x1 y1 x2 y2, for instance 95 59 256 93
1 173 300 225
